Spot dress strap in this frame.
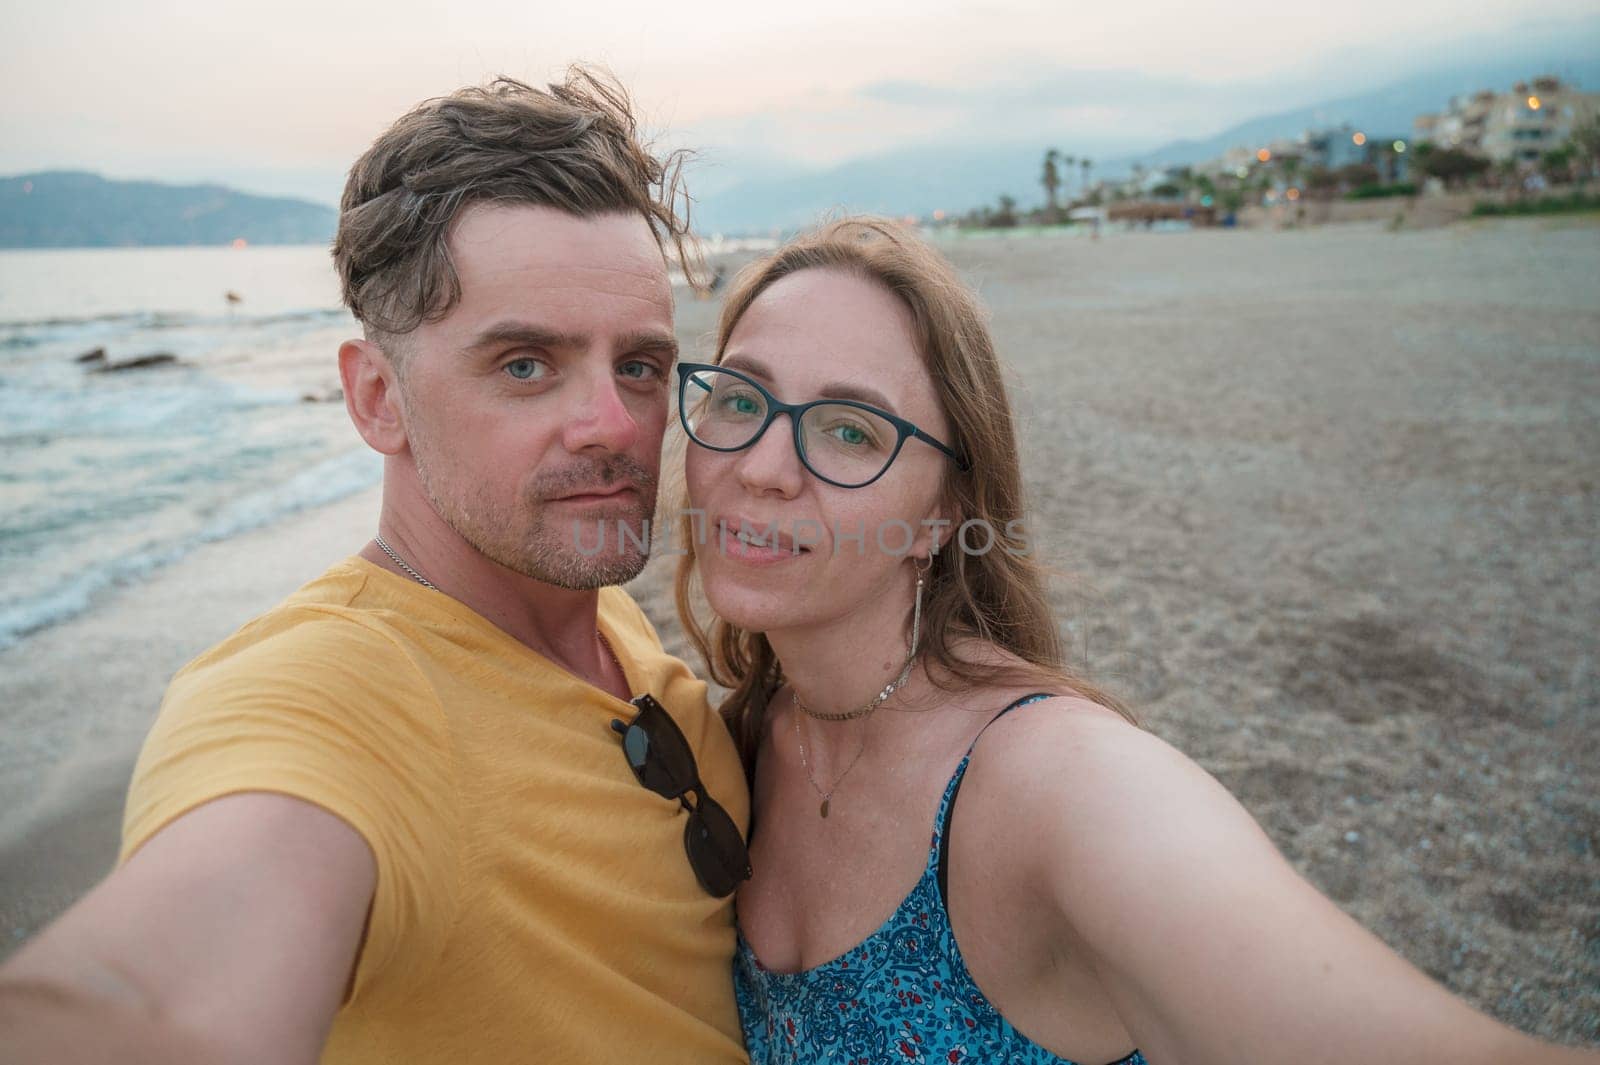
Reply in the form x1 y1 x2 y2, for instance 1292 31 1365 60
935 692 1056 901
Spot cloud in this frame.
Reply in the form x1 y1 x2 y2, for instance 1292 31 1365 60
3 0 1594 211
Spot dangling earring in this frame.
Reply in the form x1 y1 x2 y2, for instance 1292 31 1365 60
910 552 933 658
792 551 937 726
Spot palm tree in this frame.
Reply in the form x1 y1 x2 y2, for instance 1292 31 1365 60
1539 145 1575 186
1080 158 1093 199
995 194 1019 228
1042 150 1061 210
1494 157 1520 200
1571 113 1600 183
1280 154 1302 191
1063 154 1077 198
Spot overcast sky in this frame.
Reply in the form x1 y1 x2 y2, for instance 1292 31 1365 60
3 0 1595 203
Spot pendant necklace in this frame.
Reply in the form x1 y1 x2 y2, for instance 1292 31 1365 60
787 556 931 817
794 711 868 819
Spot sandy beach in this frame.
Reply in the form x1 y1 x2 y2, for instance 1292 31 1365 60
2 217 1595 1046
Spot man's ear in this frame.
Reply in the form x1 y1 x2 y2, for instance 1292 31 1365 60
339 338 408 455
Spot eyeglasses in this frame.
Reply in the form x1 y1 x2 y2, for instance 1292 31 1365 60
677 362 969 489
610 693 752 898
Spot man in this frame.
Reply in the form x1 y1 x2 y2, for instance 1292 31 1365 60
0 70 750 1064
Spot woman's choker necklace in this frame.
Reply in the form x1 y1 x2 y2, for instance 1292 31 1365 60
791 652 915 722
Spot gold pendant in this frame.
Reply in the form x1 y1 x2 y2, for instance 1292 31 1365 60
820 798 830 818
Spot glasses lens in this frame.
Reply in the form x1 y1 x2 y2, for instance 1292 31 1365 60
620 698 698 799
799 402 899 487
683 794 752 898
683 369 767 450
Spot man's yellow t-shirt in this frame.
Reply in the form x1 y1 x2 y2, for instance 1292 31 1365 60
121 558 750 1064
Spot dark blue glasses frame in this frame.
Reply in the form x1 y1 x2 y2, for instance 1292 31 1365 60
676 361 969 489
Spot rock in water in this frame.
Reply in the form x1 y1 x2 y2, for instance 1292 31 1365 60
74 347 107 364
89 353 180 374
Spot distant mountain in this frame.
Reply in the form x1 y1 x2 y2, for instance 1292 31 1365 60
692 141 1087 236
695 35 1600 234
0 171 336 248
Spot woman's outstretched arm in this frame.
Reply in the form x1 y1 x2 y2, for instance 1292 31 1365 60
973 701 1595 1065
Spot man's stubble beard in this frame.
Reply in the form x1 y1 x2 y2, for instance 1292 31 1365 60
407 412 659 591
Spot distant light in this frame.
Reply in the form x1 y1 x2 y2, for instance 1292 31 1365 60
1352 132 1367 146
1257 148 1272 163
1393 140 1407 153
1527 95 1542 110
932 209 947 221
1286 187 1301 201
21 181 32 195
230 238 249 249
1201 195 1214 207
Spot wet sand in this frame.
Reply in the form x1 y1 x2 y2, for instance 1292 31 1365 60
2 218 1596 1044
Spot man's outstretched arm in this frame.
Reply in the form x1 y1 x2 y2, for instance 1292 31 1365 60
0 792 376 1065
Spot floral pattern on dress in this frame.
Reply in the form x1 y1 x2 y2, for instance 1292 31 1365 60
735 696 1148 1065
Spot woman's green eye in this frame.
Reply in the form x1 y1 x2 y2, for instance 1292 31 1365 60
506 358 545 381
716 391 763 417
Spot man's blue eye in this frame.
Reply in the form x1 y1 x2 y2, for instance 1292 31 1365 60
619 360 657 380
506 358 544 381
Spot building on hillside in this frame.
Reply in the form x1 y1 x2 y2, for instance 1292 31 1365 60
1192 125 1411 187
1140 165 1190 196
1195 146 1257 177
1415 90 1497 152
1301 125 1369 171
1416 77 1598 164
1479 76 1600 165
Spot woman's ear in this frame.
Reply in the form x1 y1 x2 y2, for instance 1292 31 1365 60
339 339 408 455
911 500 960 561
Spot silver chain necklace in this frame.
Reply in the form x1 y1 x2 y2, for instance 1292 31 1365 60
374 535 435 589
371 535 624 681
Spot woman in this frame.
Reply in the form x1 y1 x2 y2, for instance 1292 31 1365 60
672 218 1588 1064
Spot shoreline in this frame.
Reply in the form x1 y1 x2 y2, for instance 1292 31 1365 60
1 219 1595 1044
0 486 383 948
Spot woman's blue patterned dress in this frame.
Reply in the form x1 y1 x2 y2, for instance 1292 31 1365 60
734 694 1148 1065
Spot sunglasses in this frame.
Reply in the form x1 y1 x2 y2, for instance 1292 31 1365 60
610 693 752 898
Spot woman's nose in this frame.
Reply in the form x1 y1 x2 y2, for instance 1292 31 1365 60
734 414 805 497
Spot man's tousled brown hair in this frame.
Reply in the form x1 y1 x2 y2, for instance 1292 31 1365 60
332 66 698 342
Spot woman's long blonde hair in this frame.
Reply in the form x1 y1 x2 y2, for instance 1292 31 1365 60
674 217 1133 773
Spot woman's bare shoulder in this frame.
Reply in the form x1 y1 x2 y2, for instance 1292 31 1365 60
954 696 1567 1065
960 695 1278 878
963 691 1164 787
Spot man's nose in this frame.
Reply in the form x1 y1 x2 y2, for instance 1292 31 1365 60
734 414 804 498
563 368 640 454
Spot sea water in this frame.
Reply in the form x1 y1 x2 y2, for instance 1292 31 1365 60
0 246 380 650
